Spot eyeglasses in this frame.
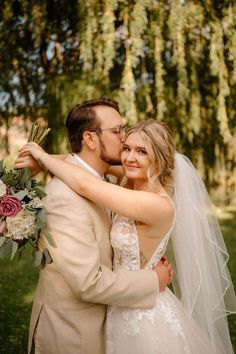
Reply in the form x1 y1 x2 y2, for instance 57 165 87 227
92 125 126 136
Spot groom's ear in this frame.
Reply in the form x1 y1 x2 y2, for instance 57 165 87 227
82 131 97 151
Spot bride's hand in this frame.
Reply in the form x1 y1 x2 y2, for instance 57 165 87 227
18 142 48 168
15 154 43 176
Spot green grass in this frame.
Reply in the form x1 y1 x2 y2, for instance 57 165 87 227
0 211 235 354
0 248 38 354
219 209 236 352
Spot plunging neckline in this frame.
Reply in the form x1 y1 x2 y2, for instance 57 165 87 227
131 219 172 270
132 194 176 270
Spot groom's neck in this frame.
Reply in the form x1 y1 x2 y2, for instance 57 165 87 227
76 151 109 176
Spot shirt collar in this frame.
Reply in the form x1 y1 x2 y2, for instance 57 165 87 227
72 154 104 180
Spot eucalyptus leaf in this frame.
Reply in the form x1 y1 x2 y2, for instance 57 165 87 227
41 254 46 269
43 248 53 264
32 250 43 267
17 247 24 262
34 185 47 198
0 239 12 259
36 209 46 229
10 240 18 260
14 190 29 200
25 207 38 214
0 236 6 247
25 180 32 190
0 160 5 176
41 229 56 247
1 174 13 186
19 168 32 188
32 228 40 242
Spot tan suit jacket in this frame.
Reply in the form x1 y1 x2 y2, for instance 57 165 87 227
28 156 158 354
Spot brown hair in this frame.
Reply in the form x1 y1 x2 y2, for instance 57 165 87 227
66 97 120 152
124 119 175 194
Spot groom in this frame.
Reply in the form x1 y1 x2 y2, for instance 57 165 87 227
16 98 173 354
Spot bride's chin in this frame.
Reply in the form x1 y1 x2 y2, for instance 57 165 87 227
124 172 138 180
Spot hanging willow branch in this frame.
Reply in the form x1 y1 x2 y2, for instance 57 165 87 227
101 0 117 76
168 0 189 109
154 25 166 120
210 20 231 143
2 0 236 198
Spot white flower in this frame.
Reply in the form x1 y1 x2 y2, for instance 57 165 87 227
28 197 43 209
5 210 36 240
105 174 118 184
0 180 7 197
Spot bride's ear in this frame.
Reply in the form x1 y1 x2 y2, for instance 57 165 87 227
82 131 97 151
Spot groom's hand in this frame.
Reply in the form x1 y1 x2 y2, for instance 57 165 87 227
161 255 174 284
153 261 173 292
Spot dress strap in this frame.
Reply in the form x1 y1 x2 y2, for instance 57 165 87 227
159 193 175 209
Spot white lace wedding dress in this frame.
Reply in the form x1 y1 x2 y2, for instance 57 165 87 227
106 211 217 354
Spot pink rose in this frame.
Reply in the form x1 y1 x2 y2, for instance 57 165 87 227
0 195 22 217
0 221 6 234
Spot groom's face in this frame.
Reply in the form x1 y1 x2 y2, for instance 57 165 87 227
94 106 124 165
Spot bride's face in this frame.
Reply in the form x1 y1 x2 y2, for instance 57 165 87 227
121 132 154 182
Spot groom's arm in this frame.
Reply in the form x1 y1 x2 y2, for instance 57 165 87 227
43 180 166 309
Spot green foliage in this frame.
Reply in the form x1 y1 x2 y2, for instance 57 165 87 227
0 238 12 259
0 160 5 177
41 228 57 247
32 249 43 267
1 0 236 196
33 185 47 199
1 167 32 190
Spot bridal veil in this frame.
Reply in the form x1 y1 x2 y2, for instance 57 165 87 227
172 153 236 353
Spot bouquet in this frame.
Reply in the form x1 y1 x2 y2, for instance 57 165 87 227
0 122 55 267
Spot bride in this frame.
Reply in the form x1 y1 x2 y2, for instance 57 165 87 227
21 119 236 354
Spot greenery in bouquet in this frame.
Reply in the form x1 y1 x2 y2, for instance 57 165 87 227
0 122 55 267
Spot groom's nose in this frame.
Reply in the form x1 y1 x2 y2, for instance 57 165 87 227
120 134 125 143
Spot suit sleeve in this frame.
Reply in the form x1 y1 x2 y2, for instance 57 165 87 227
42 180 158 309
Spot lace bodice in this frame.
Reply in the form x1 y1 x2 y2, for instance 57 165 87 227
110 195 176 271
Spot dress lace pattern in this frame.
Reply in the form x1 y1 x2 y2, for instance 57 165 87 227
106 195 215 354
111 194 175 272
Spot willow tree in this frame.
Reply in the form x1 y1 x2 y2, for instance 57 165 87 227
1 0 236 200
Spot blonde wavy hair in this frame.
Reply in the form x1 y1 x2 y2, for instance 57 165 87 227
122 119 175 195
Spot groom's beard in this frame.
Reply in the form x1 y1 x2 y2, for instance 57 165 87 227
99 140 121 166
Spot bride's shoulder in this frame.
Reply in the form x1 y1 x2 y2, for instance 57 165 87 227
154 192 175 221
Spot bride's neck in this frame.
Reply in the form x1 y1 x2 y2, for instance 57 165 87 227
133 179 149 191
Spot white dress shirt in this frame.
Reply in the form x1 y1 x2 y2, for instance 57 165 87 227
72 154 104 180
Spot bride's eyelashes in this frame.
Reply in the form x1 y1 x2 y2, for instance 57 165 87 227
122 145 147 155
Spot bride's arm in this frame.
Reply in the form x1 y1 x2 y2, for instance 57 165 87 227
20 143 174 225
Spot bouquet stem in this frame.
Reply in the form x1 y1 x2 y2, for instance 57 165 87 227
27 122 51 144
